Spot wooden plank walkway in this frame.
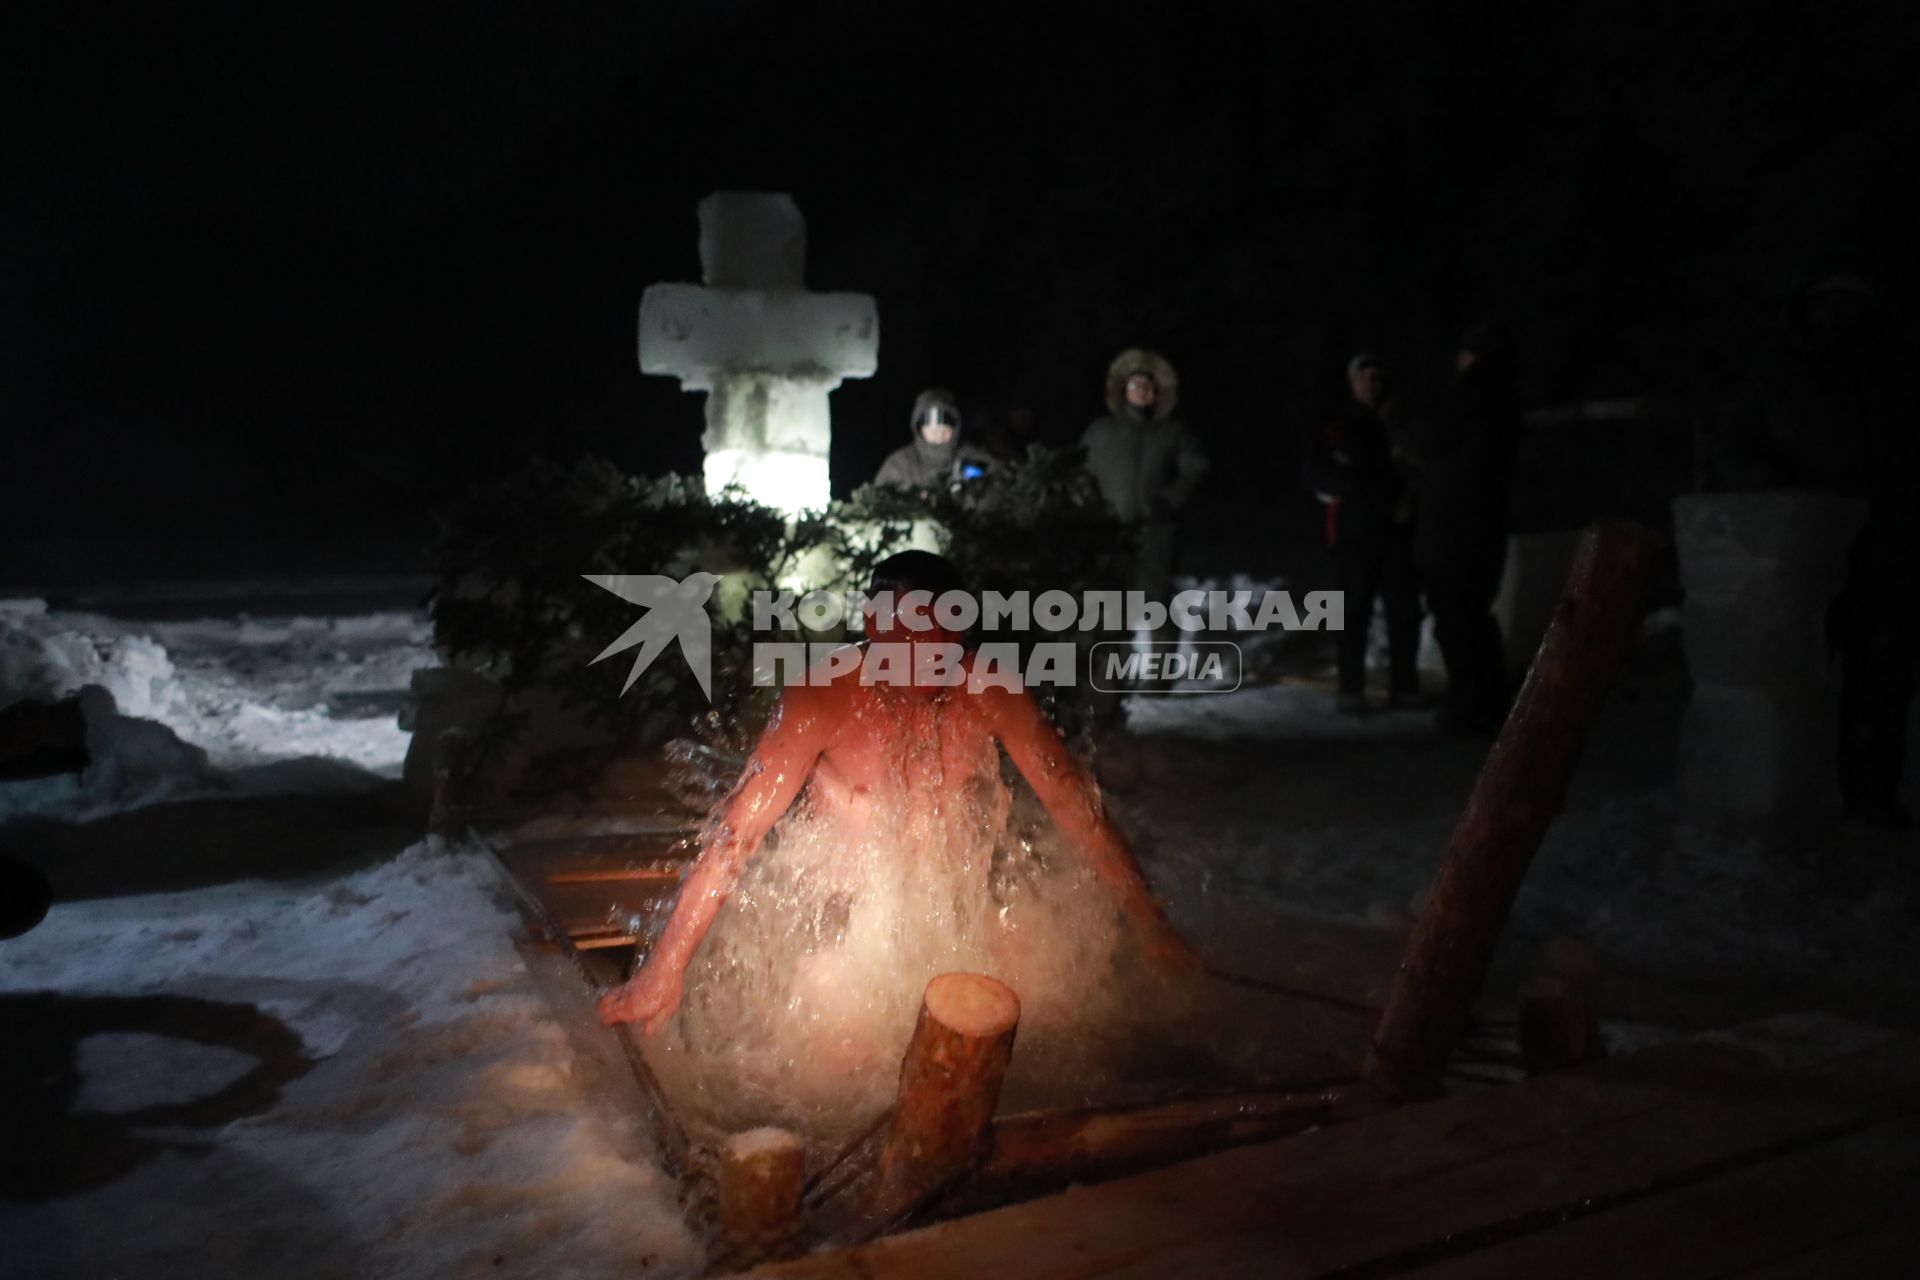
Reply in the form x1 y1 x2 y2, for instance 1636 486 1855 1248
743 1015 1920 1278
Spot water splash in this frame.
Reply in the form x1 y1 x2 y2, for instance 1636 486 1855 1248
642 709 1342 1153
644 742 1159 1143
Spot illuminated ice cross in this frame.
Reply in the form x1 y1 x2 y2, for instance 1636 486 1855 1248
639 191 878 515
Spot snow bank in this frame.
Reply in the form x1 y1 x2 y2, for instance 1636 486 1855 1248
0 842 702 1278
0 599 188 723
0 685 227 824
0 599 430 821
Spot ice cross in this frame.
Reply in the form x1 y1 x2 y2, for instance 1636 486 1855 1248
639 191 878 515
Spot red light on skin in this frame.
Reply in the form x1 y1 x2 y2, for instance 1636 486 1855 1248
598 636 1198 1033
862 591 962 649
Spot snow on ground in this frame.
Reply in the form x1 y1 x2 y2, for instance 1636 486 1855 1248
1126 681 1429 741
0 840 702 1280
1120 667 1920 1033
3 582 1914 1275
0 598 431 821
1 592 705 1275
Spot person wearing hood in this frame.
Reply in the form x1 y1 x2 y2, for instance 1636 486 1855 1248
1080 349 1209 600
874 387 995 491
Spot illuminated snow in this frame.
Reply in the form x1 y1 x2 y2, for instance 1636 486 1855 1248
0 842 702 1278
0 599 429 820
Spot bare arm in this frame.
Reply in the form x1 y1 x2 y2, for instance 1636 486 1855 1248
982 685 1197 966
599 686 832 1029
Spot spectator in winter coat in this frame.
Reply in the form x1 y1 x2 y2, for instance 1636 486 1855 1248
1415 325 1522 737
981 401 1042 465
875 388 996 491
1080 349 1209 603
1305 353 1427 713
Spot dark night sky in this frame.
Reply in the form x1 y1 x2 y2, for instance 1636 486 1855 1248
3 1 1915 564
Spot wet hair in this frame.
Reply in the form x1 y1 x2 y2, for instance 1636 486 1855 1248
869 550 965 600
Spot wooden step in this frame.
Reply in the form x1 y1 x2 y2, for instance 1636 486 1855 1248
741 1016 1920 1279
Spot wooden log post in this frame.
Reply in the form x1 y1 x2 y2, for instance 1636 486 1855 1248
1518 936 1606 1075
1364 521 1661 1101
1517 980 1605 1076
718 1126 808 1241
861 973 1021 1234
428 727 473 840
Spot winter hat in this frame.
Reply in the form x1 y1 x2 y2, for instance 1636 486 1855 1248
1103 348 1180 420
911 387 962 433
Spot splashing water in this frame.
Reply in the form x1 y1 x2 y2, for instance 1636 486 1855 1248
640 701 1358 1154
639 749 1161 1148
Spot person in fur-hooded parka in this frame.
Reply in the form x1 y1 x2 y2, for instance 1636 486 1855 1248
1080 349 1209 597
1080 349 1208 524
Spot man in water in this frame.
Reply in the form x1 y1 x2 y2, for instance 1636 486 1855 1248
599 550 1196 1034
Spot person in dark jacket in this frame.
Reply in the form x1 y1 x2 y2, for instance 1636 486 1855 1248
982 401 1042 464
874 388 996 491
1415 325 1522 737
1305 353 1426 713
1080 349 1209 602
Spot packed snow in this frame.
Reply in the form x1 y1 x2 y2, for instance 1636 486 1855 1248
0 841 703 1279
1118 655 1920 1033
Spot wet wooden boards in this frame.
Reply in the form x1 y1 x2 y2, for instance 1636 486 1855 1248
741 1014 1920 1279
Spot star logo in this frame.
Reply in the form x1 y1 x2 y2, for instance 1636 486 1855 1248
583 572 722 701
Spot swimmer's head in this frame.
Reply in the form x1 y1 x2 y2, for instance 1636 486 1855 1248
864 550 968 648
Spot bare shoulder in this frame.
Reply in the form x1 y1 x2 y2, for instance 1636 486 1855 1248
956 665 1041 727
